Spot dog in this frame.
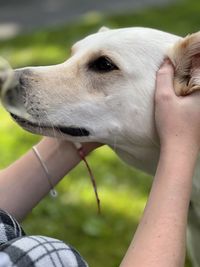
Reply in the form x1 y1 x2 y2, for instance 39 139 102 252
1 26 200 266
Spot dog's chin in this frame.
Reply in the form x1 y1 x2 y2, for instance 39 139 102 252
10 113 90 137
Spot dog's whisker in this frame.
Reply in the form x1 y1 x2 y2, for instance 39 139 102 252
38 115 42 135
43 112 64 150
37 108 43 136
112 134 118 154
43 111 61 139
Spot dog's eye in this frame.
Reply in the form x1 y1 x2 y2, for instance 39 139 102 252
88 56 118 73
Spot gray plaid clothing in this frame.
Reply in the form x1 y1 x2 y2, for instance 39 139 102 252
0 209 88 267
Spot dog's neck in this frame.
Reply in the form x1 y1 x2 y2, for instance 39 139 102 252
109 136 160 175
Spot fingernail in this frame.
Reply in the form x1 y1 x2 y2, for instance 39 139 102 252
164 58 171 64
160 58 167 67
160 58 173 69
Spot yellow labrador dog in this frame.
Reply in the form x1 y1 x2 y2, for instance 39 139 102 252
1 27 200 266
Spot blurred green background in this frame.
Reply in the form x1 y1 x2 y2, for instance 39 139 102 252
0 0 199 266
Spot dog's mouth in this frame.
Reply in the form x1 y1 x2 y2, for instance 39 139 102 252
10 113 90 137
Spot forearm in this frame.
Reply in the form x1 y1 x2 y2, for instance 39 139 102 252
120 142 198 267
0 138 93 221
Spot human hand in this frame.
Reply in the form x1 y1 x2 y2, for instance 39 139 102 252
35 137 102 188
41 137 102 157
80 142 103 155
155 58 200 152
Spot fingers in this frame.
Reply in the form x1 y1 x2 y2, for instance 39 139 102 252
81 142 103 155
155 58 175 102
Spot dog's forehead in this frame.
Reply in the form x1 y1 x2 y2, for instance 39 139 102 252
73 29 127 51
72 27 180 56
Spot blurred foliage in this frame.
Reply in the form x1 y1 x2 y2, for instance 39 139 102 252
0 0 198 265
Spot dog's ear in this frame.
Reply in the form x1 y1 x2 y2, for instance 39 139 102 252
168 32 200 96
98 26 110 33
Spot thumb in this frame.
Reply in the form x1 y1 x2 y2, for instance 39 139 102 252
155 58 175 99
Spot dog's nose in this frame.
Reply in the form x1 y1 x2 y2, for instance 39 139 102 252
0 71 7 90
0 57 12 92
1 69 28 118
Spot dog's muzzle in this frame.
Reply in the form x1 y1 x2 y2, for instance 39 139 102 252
1 67 90 137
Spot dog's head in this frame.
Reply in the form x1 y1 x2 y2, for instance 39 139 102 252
1 27 200 173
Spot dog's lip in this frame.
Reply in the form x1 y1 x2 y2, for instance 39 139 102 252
10 113 90 137
58 126 89 136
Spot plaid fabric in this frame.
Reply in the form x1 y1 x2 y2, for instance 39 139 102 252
0 209 88 267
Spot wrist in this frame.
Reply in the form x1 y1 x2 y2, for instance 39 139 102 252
37 138 76 160
159 140 199 185
161 138 199 158
35 138 81 185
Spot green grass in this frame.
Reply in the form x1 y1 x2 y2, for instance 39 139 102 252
0 0 198 265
